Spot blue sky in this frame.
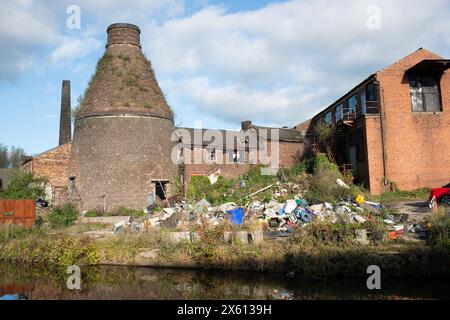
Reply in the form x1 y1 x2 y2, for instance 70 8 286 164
1 0 450 155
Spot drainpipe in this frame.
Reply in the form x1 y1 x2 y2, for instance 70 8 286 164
376 79 389 187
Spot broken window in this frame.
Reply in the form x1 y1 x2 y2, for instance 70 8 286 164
207 148 217 161
230 150 245 164
153 181 168 200
409 76 442 112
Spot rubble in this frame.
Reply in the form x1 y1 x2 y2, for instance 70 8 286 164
103 181 432 245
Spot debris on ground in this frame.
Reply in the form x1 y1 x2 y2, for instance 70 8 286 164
106 183 433 245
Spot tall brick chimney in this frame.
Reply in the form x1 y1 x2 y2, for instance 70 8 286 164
59 80 72 145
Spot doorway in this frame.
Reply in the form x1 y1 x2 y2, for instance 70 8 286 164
153 180 168 200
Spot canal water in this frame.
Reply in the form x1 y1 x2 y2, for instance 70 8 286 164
0 264 448 300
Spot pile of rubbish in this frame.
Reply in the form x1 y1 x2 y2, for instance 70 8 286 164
112 193 375 234
110 183 431 243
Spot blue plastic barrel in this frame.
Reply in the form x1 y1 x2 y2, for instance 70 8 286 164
227 208 244 225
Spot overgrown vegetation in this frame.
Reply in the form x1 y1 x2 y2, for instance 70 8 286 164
314 122 333 143
84 207 144 218
0 170 45 199
427 211 450 248
303 155 347 203
0 234 98 269
47 203 78 229
73 53 113 117
185 156 364 206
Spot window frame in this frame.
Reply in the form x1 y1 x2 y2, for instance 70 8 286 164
409 75 442 113
208 148 217 161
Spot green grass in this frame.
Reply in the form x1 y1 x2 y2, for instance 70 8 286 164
372 188 430 203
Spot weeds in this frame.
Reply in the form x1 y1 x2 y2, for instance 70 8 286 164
427 211 450 248
47 203 78 229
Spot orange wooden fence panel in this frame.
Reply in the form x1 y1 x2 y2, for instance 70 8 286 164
0 199 36 228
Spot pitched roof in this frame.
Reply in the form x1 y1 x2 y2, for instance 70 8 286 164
174 127 248 150
250 125 305 143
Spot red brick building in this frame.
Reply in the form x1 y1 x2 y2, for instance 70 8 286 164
174 121 304 190
299 48 450 194
22 143 71 205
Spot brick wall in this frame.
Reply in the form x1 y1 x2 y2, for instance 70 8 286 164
364 116 385 194
182 140 304 187
23 143 71 205
369 48 450 192
70 116 178 211
31 143 71 188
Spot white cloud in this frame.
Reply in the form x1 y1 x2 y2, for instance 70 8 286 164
50 37 102 65
1 0 450 127
143 0 450 126
0 0 58 81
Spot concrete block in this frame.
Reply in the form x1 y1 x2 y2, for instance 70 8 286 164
355 229 370 245
235 231 249 245
166 232 191 244
249 229 264 244
223 231 234 244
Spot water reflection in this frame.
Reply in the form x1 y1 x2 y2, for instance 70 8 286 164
0 264 448 300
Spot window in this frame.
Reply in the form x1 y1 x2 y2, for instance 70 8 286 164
365 83 379 102
208 148 216 161
347 95 358 114
0 178 2 190
410 76 442 112
324 112 333 125
335 103 344 122
230 150 245 164
153 181 168 200
361 92 366 115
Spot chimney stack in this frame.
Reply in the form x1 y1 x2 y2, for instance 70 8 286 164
241 120 252 131
106 23 141 48
59 80 72 145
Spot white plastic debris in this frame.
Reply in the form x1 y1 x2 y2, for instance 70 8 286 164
284 200 298 214
163 208 175 215
353 215 367 223
336 179 351 189
112 218 130 233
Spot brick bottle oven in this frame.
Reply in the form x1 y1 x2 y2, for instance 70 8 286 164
69 23 178 211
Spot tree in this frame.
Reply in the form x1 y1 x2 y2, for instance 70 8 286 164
72 94 83 123
9 146 26 168
0 144 8 168
0 170 45 200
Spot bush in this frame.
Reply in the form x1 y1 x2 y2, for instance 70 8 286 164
314 122 333 143
294 221 361 245
187 176 212 201
47 203 78 228
427 212 450 248
0 170 45 200
304 157 347 203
